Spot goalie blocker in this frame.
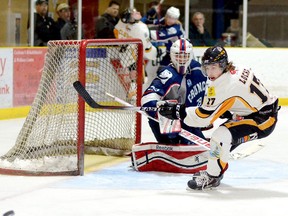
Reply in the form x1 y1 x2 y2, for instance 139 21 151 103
131 142 208 173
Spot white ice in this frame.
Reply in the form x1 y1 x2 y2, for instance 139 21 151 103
0 107 287 216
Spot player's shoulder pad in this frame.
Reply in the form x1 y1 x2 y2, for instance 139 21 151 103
190 59 201 66
156 65 178 84
188 59 202 72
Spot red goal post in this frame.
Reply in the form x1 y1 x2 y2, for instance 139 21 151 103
0 39 143 176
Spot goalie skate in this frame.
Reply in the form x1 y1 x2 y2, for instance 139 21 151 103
187 171 223 190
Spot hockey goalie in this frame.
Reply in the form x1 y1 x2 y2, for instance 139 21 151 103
131 38 209 174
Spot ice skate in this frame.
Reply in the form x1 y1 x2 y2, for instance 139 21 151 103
187 171 223 190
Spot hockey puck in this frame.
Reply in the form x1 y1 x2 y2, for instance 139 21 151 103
3 210 15 216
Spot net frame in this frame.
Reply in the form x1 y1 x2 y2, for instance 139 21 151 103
0 39 143 176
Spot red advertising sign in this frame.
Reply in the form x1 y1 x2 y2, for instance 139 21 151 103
13 48 47 106
0 49 13 108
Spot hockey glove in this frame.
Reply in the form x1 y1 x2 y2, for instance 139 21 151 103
146 7 157 19
157 101 187 120
156 47 163 58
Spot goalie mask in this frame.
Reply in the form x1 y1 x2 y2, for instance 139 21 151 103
170 38 194 75
201 46 228 76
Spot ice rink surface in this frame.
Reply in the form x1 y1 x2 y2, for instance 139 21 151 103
0 107 287 216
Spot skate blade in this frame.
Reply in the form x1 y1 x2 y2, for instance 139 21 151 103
186 186 217 192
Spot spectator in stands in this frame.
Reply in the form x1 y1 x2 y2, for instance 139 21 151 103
29 0 60 46
55 3 70 32
189 12 215 46
150 6 185 67
94 1 120 39
56 3 78 40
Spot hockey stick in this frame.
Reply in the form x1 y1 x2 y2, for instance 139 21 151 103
73 81 210 150
230 143 266 160
105 92 266 160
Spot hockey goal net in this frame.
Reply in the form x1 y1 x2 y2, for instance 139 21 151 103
0 39 143 176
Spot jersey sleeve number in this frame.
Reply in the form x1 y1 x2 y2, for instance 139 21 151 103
250 75 268 103
206 98 215 106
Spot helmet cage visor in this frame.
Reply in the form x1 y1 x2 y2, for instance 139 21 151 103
171 52 191 74
170 39 193 75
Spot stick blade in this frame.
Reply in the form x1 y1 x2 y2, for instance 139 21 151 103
73 81 99 108
73 81 141 111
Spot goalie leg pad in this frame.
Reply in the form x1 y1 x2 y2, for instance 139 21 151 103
131 142 208 174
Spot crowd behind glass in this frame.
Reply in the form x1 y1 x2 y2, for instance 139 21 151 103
1 0 287 48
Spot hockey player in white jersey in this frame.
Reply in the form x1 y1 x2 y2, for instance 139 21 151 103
114 8 158 61
158 45 280 189
113 8 159 102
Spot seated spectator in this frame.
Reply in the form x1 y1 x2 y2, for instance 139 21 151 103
29 0 60 46
56 3 78 40
94 1 120 39
55 3 70 32
189 12 215 46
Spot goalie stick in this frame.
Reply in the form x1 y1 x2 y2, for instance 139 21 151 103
73 81 265 159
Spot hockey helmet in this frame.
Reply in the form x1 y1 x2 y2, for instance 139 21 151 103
120 8 140 23
170 38 194 75
201 46 228 74
166 6 180 19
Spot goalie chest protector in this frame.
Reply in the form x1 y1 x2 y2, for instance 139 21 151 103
131 142 208 174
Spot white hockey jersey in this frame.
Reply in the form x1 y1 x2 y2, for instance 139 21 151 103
183 67 278 128
114 20 157 61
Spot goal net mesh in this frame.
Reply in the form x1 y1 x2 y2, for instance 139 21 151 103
0 39 143 175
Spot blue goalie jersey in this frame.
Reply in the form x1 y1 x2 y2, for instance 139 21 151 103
141 59 207 144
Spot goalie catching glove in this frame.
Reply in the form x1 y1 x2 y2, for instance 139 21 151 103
157 101 187 120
